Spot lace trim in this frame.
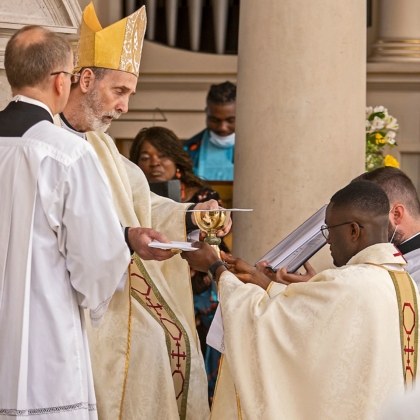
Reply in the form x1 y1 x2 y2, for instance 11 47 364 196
0 402 96 416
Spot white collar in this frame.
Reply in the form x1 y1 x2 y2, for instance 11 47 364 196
12 94 53 119
58 115 86 140
400 231 420 245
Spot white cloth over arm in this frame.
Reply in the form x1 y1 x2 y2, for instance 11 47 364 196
0 121 129 419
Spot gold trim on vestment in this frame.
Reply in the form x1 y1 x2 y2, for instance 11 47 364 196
130 254 191 420
266 281 275 294
235 387 243 420
119 269 132 419
389 271 418 390
366 263 418 390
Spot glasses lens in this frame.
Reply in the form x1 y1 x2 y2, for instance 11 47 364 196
321 226 329 240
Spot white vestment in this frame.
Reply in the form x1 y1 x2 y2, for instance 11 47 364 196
56 117 209 420
0 121 129 419
211 243 417 420
405 248 420 287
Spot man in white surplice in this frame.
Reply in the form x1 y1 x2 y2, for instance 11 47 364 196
0 26 129 419
182 181 419 420
354 167 420 286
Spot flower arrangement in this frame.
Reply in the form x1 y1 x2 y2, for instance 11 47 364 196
366 106 399 171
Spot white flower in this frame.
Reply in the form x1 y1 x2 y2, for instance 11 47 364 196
385 115 399 130
370 116 385 131
366 106 373 119
385 131 396 145
373 105 387 114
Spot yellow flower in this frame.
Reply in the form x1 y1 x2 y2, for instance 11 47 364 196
384 154 399 168
375 133 386 145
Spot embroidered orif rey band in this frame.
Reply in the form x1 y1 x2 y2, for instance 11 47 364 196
388 271 418 390
129 254 191 420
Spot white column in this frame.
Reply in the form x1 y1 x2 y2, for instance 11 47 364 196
145 0 157 41
232 0 366 265
212 0 228 54
188 0 203 51
165 0 178 47
371 0 420 62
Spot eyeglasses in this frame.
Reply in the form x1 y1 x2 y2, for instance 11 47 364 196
320 221 364 240
50 71 81 84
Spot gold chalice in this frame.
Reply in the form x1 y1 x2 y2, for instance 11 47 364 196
194 209 231 255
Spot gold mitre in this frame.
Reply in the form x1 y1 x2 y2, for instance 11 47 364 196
75 2 146 77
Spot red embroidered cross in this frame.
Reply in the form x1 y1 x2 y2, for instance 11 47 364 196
171 342 186 368
145 296 163 317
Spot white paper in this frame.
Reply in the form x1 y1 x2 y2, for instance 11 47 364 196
147 241 199 251
206 306 225 353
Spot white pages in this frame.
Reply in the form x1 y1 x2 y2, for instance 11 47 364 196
256 205 327 273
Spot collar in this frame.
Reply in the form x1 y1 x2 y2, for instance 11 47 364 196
347 243 407 267
12 95 53 119
58 113 86 139
398 232 420 255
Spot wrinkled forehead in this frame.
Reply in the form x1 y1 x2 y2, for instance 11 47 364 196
100 69 137 92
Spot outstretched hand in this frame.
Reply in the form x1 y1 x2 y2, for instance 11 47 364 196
222 252 271 290
255 260 277 282
127 227 176 261
180 241 220 273
276 262 317 285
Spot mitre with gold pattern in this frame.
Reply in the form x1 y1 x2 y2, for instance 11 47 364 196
75 2 146 77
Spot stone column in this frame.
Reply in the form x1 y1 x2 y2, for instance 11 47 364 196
232 0 366 267
371 0 420 62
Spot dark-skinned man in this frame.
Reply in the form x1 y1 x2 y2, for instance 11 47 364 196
184 81 236 181
182 181 418 420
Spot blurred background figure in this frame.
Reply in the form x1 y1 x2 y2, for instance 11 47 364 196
130 125 225 404
184 81 236 181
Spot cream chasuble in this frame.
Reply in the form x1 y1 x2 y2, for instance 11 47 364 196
211 243 418 420
76 129 209 420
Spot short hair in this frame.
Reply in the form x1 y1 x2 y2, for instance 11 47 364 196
5 25 72 89
353 167 420 216
71 67 111 90
330 180 390 217
129 126 205 189
206 81 236 105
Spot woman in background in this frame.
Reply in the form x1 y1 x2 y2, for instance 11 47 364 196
130 126 223 404
129 126 221 204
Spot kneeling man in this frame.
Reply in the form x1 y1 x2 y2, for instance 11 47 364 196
183 181 418 420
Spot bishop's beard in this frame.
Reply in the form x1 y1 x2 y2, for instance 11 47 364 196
79 88 121 133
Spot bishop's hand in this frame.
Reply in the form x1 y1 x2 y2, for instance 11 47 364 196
191 200 232 237
222 252 272 290
127 227 176 261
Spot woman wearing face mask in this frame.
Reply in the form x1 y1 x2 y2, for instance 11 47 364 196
130 126 225 405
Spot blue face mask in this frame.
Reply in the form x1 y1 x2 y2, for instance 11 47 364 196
208 131 235 148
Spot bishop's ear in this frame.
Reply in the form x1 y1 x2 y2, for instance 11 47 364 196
79 68 95 93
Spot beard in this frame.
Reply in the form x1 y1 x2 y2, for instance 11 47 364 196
79 88 121 132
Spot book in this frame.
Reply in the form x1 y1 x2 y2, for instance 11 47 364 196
256 205 328 273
